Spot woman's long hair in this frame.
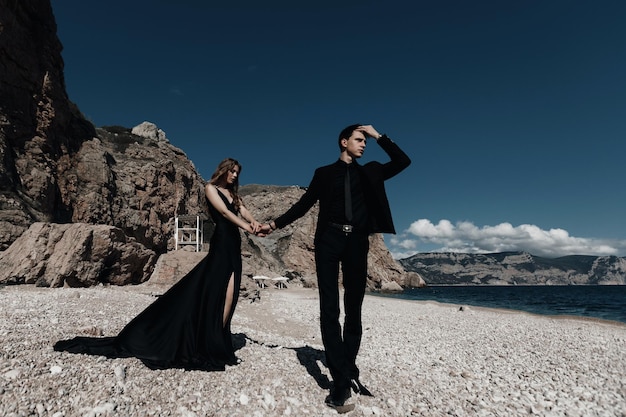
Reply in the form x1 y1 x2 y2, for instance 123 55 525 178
209 158 242 211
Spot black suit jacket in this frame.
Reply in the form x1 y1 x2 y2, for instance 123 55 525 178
274 135 411 236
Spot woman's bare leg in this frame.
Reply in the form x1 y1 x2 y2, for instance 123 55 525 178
223 273 235 327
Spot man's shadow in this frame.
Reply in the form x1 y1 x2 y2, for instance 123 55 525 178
241 336 331 389
290 345 332 389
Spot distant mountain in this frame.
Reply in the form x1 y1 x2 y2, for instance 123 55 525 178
399 251 626 286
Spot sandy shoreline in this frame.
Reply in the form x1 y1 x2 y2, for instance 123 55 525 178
1 284 625 417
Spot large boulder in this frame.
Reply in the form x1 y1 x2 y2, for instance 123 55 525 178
0 222 156 287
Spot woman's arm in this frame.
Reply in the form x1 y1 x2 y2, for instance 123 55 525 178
205 184 255 233
239 203 261 233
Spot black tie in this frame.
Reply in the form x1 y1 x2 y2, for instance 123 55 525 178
345 166 353 223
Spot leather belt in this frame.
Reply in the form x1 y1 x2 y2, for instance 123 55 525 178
329 222 354 233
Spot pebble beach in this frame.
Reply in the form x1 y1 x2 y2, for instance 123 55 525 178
1 284 625 417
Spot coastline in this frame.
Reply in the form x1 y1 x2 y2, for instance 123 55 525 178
1 285 625 416
382 284 626 326
369 291 626 329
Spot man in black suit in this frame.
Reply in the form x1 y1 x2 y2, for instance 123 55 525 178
263 124 411 410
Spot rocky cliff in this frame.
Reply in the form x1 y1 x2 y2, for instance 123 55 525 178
0 0 418 290
1 1 206 253
0 0 95 248
400 251 626 286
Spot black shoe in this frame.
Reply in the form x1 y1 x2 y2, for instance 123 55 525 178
351 379 374 397
325 387 353 412
325 387 351 406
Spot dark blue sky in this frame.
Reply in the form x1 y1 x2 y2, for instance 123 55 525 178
51 0 626 258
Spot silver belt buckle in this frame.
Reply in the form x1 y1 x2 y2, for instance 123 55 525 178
342 225 353 233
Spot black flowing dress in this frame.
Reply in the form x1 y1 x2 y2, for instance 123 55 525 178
54 190 242 371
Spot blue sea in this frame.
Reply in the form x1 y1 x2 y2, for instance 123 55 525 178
375 285 626 325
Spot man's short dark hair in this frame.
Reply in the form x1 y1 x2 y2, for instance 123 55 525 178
338 124 361 150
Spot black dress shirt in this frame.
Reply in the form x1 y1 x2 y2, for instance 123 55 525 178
328 160 368 229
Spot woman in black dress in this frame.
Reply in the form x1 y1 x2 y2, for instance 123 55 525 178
54 158 261 371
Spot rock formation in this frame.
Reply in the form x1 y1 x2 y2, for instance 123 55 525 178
0 222 156 287
400 251 626 285
0 2 206 253
0 0 419 291
58 124 207 252
0 0 95 249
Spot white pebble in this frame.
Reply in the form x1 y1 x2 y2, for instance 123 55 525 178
3 369 20 379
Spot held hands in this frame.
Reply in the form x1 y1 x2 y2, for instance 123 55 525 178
248 221 265 237
247 221 271 237
249 223 273 237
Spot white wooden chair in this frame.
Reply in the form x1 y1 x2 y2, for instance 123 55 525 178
174 215 204 251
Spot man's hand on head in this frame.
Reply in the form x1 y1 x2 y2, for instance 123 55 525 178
357 125 382 140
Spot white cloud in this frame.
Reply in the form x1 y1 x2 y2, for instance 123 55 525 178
389 219 626 259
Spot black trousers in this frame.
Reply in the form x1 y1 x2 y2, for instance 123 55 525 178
314 227 369 391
